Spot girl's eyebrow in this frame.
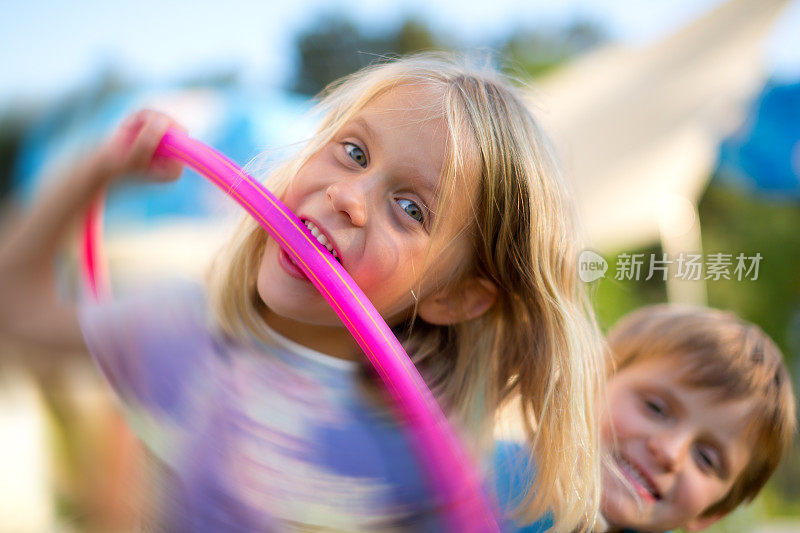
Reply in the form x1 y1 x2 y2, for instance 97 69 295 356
407 171 438 208
351 116 377 147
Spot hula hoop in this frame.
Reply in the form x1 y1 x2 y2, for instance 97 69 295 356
81 129 500 532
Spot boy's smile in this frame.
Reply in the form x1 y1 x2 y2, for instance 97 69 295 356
601 356 754 532
256 84 478 359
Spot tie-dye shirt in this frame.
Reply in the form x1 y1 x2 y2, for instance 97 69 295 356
79 280 444 532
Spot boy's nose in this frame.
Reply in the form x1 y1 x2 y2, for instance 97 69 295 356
647 431 690 472
326 179 368 227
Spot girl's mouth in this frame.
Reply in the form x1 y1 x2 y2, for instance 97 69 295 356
279 247 310 280
277 218 343 281
301 219 341 263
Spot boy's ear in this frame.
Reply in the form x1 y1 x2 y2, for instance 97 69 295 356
684 513 726 532
417 277 497 326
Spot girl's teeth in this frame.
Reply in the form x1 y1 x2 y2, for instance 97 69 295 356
303 220 338 259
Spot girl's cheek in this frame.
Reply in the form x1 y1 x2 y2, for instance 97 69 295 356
355 246 403 287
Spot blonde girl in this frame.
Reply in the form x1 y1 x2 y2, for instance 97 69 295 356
0 54 603 531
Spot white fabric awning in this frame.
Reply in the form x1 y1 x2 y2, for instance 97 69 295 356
532 0 789 252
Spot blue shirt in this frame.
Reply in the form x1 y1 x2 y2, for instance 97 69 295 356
494 441 553 532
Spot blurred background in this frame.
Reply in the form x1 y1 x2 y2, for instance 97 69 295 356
1 0 798 531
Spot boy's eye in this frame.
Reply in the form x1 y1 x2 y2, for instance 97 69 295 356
643 397 668 418
344 142 367 168
693 445 720 473
397 198 425 223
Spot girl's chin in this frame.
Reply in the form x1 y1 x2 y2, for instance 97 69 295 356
255 280 344 328
257 299 341 328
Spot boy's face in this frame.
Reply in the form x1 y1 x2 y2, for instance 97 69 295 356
601 355 755 532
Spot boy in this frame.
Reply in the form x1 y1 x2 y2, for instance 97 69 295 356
600 305 796 532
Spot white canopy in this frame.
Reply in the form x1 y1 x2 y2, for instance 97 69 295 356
532 0 789 253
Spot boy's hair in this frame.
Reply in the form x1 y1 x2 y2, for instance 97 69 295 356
607 304 796 517
206 53 605 531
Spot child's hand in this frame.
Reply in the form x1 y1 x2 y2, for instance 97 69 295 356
95 109 186 183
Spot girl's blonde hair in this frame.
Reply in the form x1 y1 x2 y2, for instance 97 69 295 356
207 53 604 532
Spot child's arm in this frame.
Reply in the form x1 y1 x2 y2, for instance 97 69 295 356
0 110 184 352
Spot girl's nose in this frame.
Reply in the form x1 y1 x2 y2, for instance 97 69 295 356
326 179 368 227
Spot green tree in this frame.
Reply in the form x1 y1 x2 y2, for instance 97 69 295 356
290 14 606 94
0 110 32 204
499 19 606 78
291 15 449 96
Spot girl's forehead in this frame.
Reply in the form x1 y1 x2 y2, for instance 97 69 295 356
359 83 446 123
363 84 479 168
380 81 444 101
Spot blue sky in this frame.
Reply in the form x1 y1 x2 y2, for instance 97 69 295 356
2 0 799 105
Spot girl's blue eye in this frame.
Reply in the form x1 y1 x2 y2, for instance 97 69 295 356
344 143 367 168
398 199 424 223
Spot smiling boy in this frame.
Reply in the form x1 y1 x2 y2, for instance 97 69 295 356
601 305 796 532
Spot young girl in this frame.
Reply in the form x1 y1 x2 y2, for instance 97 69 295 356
0 54 604 531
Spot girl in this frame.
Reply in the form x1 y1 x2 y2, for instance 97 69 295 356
0 54 604 531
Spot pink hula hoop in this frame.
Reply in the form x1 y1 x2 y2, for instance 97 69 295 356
81 129 500 532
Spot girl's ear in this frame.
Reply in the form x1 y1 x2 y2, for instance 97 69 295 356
417 277 497 326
